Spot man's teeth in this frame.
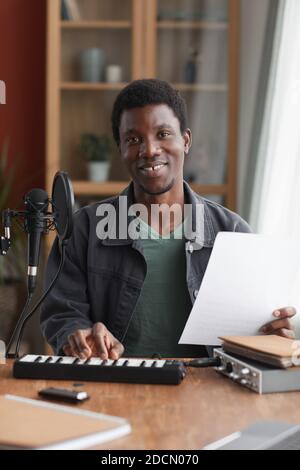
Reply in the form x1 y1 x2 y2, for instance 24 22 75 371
143 164 165 171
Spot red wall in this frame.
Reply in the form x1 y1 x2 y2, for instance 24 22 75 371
0 0 46 207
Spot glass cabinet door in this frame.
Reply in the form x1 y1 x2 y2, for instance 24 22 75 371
145 0 238 207
58 0 143 184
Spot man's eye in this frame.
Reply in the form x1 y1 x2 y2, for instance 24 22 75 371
159 131 170 138
126 136 139 144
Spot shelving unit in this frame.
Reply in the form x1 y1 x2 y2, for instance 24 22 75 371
72 180 228 197
157 21 228 30
46 0 239 210
60 82 127 90
60 21 132 28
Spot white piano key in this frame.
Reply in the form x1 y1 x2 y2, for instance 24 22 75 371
114 359 128 366
87 358 103 365
153 360 166 368
20 355 38 362
102 359 114 366
126 359 145 367
143 360 157 367
60 356 78 364
75 358 90 365
49 356 63 363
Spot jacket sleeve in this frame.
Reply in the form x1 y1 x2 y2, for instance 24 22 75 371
40 209 93 354
233 215 253 233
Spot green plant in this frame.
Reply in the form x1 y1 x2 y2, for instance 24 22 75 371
0 140 26 285
79 133 112 162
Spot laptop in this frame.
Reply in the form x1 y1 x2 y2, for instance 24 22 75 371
203 422 300 450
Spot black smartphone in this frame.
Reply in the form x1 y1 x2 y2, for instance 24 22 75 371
38 387 90 403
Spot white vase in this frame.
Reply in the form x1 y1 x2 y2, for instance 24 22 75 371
88 162 110 181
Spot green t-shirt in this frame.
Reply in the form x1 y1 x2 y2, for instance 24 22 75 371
123 219 206 358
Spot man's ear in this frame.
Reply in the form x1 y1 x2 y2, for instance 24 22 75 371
183 129 192 155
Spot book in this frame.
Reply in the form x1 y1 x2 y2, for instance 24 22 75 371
220 335 299 369
0 394 131 449
61 0 70 20
65 0 81 20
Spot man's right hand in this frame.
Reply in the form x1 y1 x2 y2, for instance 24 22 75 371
62 322 124 360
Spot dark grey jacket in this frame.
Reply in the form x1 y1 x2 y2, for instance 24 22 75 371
40 182 251 354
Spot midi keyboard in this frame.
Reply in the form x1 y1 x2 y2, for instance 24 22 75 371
13 355 186 385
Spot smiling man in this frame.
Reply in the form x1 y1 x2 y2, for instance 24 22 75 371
41 79 296 359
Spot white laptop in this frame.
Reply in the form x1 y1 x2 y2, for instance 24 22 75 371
203 422 300 450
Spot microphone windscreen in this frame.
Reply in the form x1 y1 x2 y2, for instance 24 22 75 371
25 189 49 212
52 171 75 243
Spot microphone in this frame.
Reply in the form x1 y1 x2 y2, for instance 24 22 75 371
24 188 49 295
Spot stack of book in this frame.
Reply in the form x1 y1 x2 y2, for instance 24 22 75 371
220 335 300 369
61 0 81 21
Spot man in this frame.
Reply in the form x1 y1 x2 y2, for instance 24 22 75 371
41 79 296 360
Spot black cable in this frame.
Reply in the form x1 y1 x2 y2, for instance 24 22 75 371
15 242 67 358
184 357 222 368
7 242 67 358
6 294 33 357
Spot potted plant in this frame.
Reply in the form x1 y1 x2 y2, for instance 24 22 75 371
0 141 26 344
80 133 112 182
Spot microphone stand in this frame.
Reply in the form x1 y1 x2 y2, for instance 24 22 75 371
6 241 67 358
5 294 33 358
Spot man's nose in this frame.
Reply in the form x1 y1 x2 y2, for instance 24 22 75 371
139 139 162 158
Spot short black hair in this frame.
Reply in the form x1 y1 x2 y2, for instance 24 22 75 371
111 79 188 145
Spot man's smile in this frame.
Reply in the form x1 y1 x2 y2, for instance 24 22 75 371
137 161 168 177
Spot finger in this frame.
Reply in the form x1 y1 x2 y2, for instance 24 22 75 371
104 333 111 351
272 328 295 340
260 318 295 334
67 335 81 357
73 330 92 358
110 339 125 360
92 323 109 359
86 334 99 356
63 345 72 356
272 307 296 319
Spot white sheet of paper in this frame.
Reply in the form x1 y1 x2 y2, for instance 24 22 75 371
179 232 300 346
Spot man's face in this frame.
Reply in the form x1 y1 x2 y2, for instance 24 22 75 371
119 104 191 196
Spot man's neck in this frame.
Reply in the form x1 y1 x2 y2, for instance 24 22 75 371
133 180 185 235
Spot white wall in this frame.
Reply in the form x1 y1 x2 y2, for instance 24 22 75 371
238 0 270 215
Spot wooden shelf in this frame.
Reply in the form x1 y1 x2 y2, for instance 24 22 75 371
173 83 228 92
191 184 228 195
61 21 132 29
72 181 228 197
73 181 129 196
61 82 128 91
60 82 227 92
157 21 228 31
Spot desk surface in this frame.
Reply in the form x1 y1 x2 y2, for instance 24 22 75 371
1 360 300 449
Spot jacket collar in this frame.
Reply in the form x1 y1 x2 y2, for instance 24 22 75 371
101 181 216 248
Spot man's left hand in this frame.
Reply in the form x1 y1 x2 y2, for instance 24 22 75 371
259 307 297 339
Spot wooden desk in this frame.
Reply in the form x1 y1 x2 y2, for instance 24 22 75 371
1 360 300 449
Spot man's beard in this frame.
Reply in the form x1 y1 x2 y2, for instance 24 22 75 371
138 178 175 196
